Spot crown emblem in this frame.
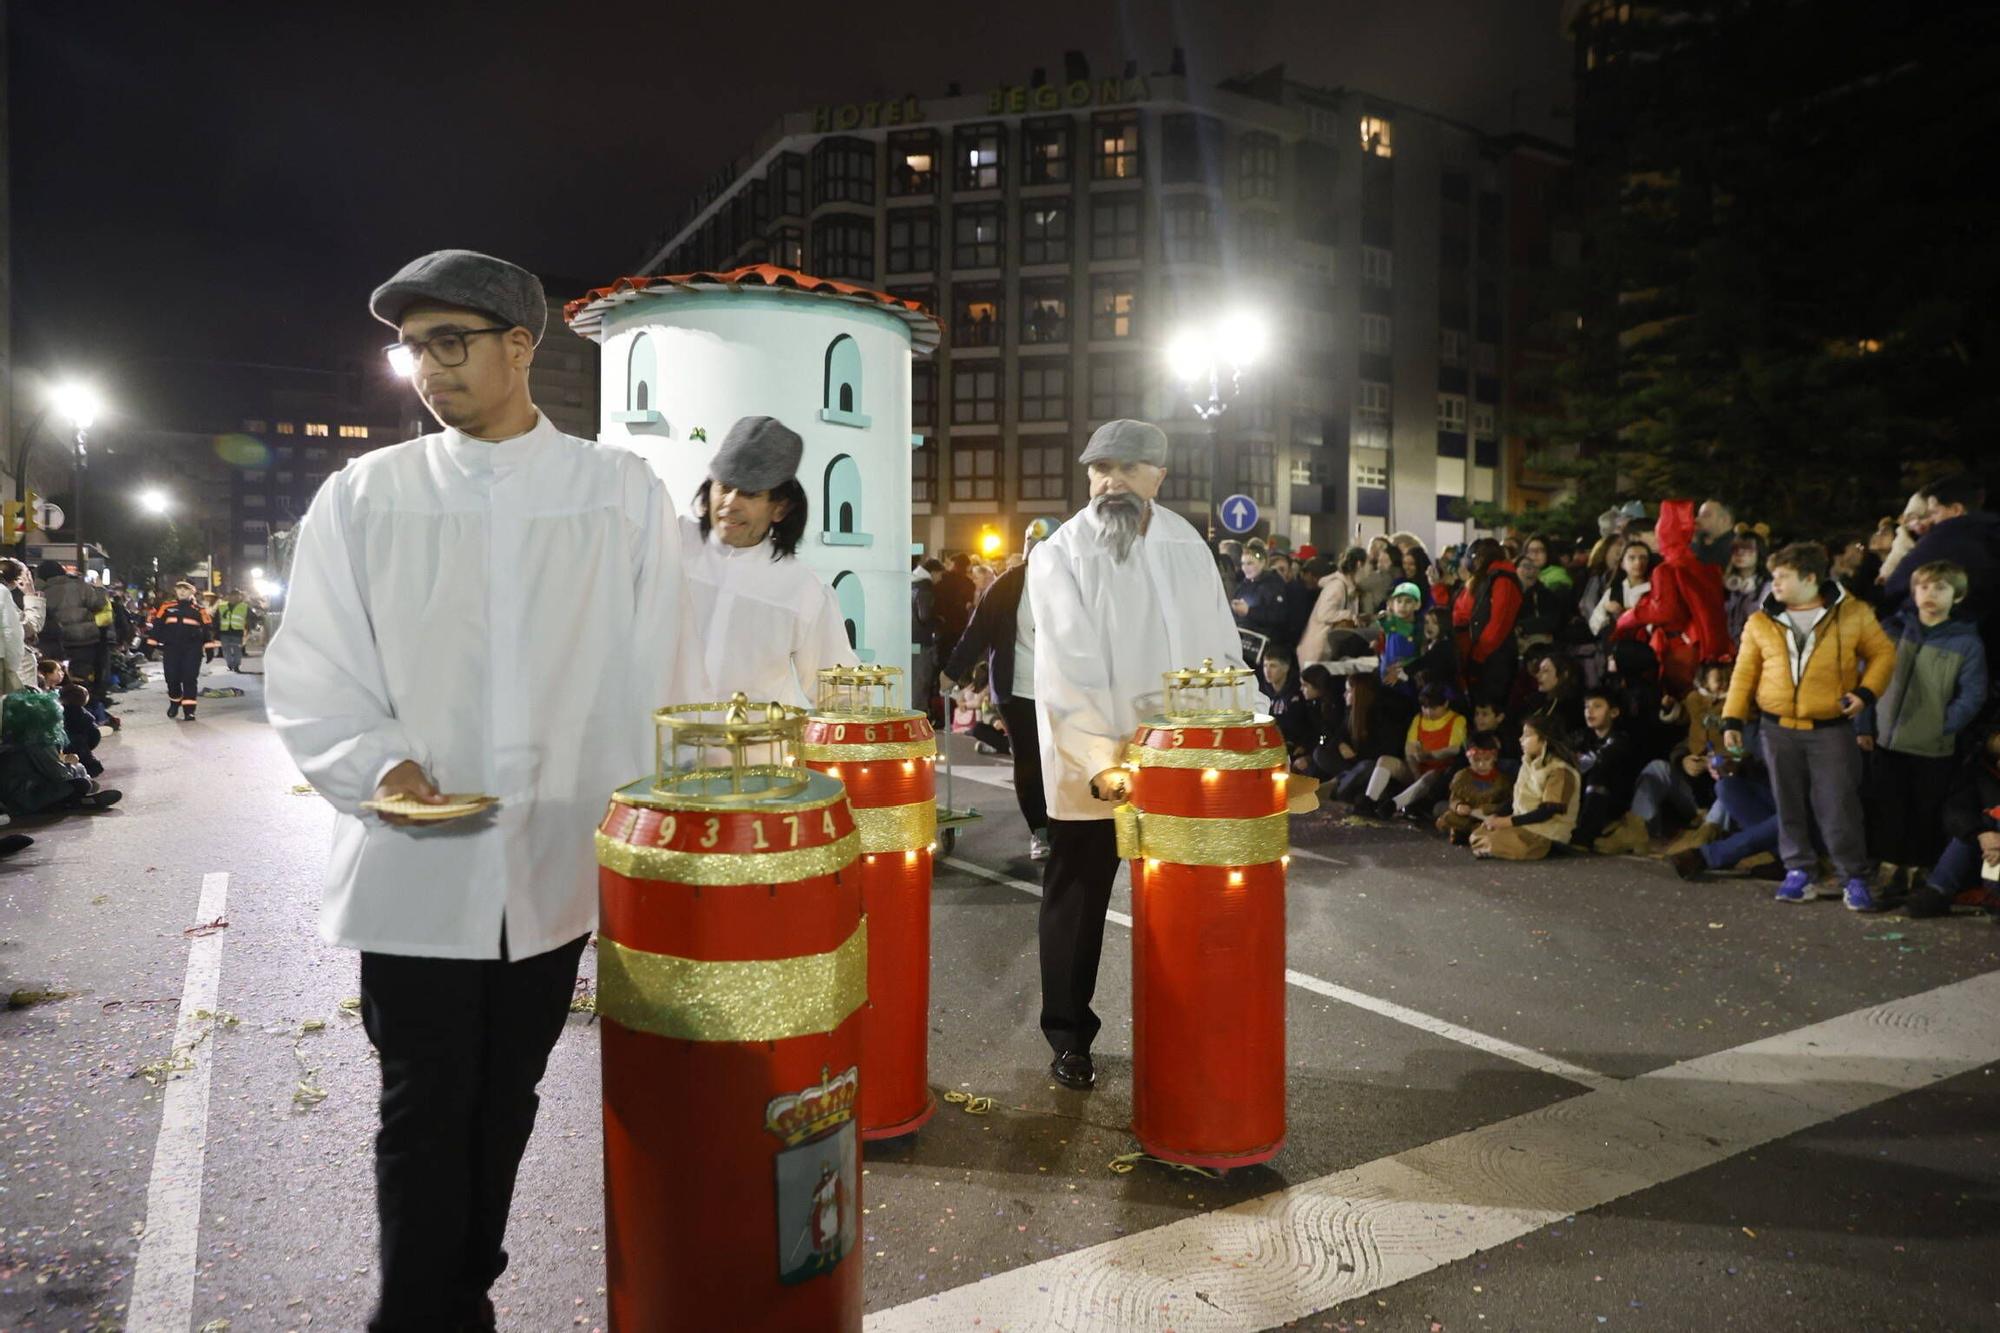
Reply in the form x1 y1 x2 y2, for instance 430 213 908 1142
765 1065 858 1145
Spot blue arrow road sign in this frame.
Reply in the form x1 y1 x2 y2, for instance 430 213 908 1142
1219 494 1260 535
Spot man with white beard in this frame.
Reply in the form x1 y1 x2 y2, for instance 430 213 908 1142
1028 419 1244 1090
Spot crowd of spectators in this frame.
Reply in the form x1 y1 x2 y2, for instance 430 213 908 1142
1226 473 1999 921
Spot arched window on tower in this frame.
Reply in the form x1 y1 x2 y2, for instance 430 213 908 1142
832 571 872 661
610 330 667 427
820 334 870 428
820 453 871 547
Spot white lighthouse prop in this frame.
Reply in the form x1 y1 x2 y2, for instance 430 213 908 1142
566 265 940 682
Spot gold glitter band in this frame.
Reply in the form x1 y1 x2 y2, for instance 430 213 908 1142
595 829 859 885
595 920 868 1043
850 799 938 854
1111 807 1288 867
1126 744 1286 772
800 738 938 763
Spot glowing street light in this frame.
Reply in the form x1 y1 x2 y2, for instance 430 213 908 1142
48 381 107 573
139 489 171 516
1164 310 1271 534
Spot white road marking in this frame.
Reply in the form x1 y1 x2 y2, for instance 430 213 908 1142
127 872 230 1333
1286 845 1348 867
938 856 1607 1087
868 969 2000 1332
944 763 1016 791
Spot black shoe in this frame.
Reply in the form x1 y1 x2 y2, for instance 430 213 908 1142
74 789 121 811
1670 849 1707 882
1447 827 1470 847
1904 886 1952 919
180 710 197 721
1049 1050 1095 1090
0 833 33 857
166 701 179 718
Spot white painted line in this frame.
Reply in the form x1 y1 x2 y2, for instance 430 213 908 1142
869 969 2000 1332
1279 969 1614 1091
944 764 1016 791
127 872 230 1333
938 856 1606 1088
943 855 1132 927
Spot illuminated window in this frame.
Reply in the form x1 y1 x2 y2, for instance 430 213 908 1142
338 425 370 439
305 423 329 437
1089 273 1137 340
1020 277 1069 344
952 283 1002 347
955 125 1004 191
889 131 937 196
1360 115 1394 159
1092 111 1140 179
276 422 295 435
1024 118 1071 184
1472 404 1497 440
1021 201 1069 265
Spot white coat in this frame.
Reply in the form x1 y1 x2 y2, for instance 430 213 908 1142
1029 500 1244 821
679 516 858 710
265 414 701 960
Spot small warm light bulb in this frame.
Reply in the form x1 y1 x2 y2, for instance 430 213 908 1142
1145 858 1161 871
927 841 939 853
903 760 915 774
905 849 919 864
1281 855 1292 867
1228 870 1244 886
827 765 842 777
1203 768 1220 781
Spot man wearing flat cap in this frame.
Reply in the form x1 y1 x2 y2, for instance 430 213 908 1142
266 249 702 1332
1028 419 1244 1090
680 413 857 706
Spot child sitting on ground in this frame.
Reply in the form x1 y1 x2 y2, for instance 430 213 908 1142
1357 681 1467 819
58 682 103 779
1438 732 1514 845
951 662 1010 756
1470 714 1581 861
1904 721 2000 920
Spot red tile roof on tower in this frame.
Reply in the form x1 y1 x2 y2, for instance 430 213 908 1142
563 264 940 354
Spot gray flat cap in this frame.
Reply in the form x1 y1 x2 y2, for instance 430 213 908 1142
710 416 804 492
369 249 547 345
1078 418 1168 468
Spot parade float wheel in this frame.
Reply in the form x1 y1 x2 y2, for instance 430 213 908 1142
936 825 957 857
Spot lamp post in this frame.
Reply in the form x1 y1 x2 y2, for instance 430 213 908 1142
50 383 103 576
1165 312 1268 537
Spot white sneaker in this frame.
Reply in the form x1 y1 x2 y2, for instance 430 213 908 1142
1029 832 1051 861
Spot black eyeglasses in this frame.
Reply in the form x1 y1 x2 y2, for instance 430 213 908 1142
384 326 513 375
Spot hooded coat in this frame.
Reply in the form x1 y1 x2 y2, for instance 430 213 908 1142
1618 499 1731 691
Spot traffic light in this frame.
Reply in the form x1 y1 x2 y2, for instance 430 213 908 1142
2 491 38 544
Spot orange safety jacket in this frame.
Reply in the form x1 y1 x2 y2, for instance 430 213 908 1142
147 599 219 653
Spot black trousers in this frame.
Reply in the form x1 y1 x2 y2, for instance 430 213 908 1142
358 932 588 1332
999 697 1048 835
1864 746 1958 869
1039 818 1121 1055
161 646 202 713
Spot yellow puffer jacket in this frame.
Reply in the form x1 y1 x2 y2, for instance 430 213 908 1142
1722 585 1895 730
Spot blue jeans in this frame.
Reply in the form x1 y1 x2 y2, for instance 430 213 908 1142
1702 772 1827 870
1926 837 1986 896
1632 759 1700 837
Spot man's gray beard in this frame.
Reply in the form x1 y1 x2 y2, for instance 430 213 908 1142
1092 491 1146 562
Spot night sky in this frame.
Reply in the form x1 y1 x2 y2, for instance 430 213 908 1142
10 0 1571 420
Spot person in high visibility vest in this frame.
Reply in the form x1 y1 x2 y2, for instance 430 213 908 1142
213 587 258 674
146 581 218 720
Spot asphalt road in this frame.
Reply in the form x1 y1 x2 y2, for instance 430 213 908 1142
2 667 1995 1332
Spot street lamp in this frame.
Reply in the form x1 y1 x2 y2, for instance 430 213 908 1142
139 489 170 516
1164 310 1268 535
50 382 103 575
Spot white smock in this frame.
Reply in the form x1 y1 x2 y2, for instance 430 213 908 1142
679 515 858 709
1029 500 1244 821
265 414 701 960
